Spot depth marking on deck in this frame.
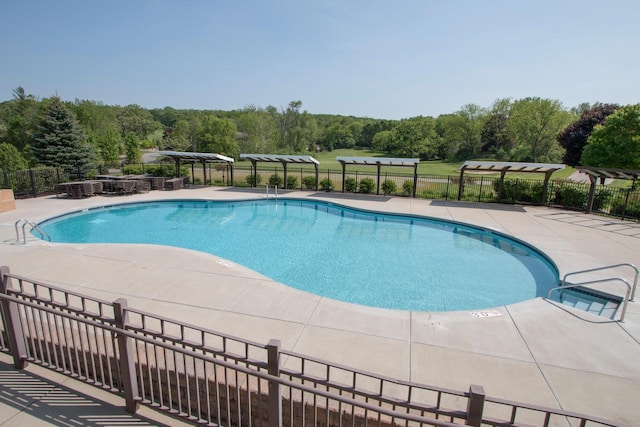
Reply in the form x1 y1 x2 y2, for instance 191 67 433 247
216 259 234 268
470 310 502 318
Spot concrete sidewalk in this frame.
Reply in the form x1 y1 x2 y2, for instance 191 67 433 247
0 353 191 426
0 187 639 425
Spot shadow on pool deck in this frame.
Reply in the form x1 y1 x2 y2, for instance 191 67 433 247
429 199 527 212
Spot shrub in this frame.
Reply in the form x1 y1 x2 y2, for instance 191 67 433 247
344 177 357 192
268 174 283 188
402 180 414 196
286 175 298 189
320 178 333 191
381 179 397 195
494 178 544 204
302 175 316 190
593 187 613 211
124 164 186 177
610 192 640 218
359 177 376 194
553 185 587 209
245 173 262 186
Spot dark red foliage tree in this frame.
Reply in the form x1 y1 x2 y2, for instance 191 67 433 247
557 103 619 166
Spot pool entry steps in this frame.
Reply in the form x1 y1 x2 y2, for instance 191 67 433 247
547 263 638 321
553 288 623 319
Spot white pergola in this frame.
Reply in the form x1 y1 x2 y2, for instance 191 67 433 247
576 166 640 214
239 154 320 190
459 161 566 202
336 156 420 197
159 151 235 185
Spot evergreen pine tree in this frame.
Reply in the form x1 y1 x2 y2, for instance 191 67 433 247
32 96 95 177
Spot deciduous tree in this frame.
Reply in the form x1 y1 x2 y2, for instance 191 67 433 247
389 116 437 158
116 104 163 140
557 103 619 166
508 97 573 163
443 104 486 160
235 106 277 153
197 114 239 157
0 142 29 171
480 98 513 157
124 132 141 164
581 104 640 169
4 87 39 155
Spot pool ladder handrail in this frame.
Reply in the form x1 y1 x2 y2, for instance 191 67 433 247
265 185 278 201
547 277 631 322
14 219 51 244
547 263 638 322
563 263 638 301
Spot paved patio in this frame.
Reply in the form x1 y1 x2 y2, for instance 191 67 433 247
0 187 639 426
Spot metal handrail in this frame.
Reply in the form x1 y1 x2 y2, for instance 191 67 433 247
14 219 51 244
562 263 638 301
547 277 632 322
0 291 463 427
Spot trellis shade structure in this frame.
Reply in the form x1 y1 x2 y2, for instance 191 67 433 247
336 157 420 197
459 161 566 202
239 154 320 190
158 151 235 185
576 166 640 213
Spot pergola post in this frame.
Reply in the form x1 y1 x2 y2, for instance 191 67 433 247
251 159 258 187
281 160 288 190
586 175 598 213
341 161 346 193
541 170 553 205
412 163 418 198
498 169 507 201
376 162 381 195
201 161 207 185
457 168 465 200
314 163 319 191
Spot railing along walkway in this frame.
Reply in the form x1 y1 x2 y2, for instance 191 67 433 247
0 267 620 426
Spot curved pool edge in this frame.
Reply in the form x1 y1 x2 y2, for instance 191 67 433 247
35 196 561 312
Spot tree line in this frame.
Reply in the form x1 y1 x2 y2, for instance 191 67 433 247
1 86 638 174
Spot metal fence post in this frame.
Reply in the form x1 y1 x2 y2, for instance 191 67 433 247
29 169 37 197
0 266 28 369
113 298 140 414
267 339 282 427
466 384 485 426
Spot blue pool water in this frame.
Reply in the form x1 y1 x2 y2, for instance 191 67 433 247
38 199 559 312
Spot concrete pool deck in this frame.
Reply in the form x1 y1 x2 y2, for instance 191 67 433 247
0 186 639 426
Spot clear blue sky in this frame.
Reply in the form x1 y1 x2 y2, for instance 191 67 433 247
1 0 638 119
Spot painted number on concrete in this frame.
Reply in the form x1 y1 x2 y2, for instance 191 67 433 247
471 310 501 318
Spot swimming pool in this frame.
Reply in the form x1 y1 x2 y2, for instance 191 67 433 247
38 199 559 312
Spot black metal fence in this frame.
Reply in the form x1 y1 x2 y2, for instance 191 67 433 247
3 165 640 221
